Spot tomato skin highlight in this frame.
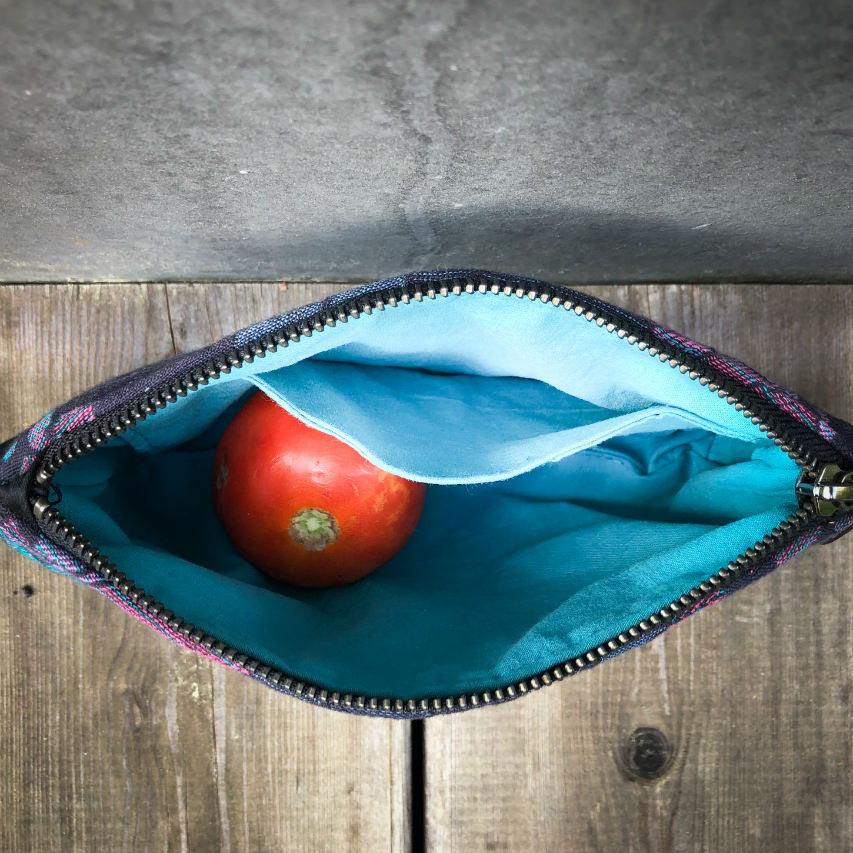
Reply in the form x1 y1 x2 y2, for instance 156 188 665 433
212 390 426 587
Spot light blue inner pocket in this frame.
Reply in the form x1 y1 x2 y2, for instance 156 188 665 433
54 293 800 698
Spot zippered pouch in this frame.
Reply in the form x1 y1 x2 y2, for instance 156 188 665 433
2 270 852 718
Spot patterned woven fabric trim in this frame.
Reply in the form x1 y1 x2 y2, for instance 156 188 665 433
646 323 852 459
0 405 97 484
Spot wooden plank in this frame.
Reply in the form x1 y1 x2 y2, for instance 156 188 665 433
0 283 411 853
424 284 853 853
3 280 852 852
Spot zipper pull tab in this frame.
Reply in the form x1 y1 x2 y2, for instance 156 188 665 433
797 463 853 517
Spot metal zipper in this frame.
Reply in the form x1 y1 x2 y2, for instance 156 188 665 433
26 274 853 717
795 463 853 516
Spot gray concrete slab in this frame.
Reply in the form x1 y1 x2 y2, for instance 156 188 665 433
1 0 851 283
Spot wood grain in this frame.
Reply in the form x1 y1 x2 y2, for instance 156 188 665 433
1 283 851 853
423 285 853 853
0 283 410 853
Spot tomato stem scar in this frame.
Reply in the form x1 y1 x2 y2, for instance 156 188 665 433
289 507 340 551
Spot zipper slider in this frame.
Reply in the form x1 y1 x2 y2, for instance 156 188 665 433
796 463 853 517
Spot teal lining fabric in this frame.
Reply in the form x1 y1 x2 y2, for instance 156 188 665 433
54 293 800 697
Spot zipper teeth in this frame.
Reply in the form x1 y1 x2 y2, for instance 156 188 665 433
30 275 826 717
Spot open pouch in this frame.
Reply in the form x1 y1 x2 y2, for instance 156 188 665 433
2 270 852 717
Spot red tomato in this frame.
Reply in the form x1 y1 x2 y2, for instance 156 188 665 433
212 390 426 587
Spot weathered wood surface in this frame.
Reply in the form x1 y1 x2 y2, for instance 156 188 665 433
424 285 853 853
0 283 410 853
1 283 851 853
